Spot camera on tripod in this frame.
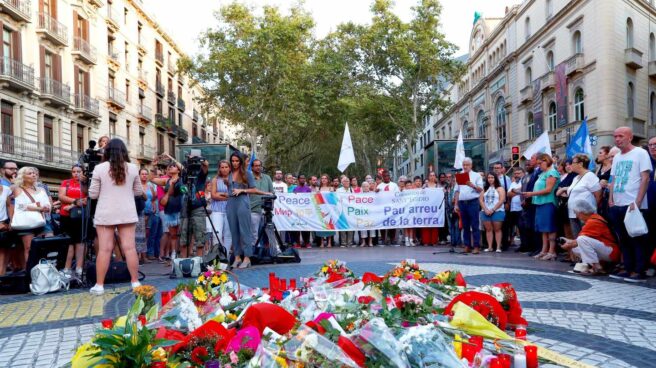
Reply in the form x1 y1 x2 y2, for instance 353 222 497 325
262 194 277 213
79 140 103 178
181 149 205 182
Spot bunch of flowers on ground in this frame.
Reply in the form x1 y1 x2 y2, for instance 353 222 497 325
70 259 581 368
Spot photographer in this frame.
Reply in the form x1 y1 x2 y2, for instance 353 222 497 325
178 158 209 258
249 159 274 249
560 199 620 276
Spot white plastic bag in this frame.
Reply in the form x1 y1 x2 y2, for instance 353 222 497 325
624 204 648 237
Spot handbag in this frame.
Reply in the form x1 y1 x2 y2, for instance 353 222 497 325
65 181 83 219
624 204 648 237
173 257 202 278
85 261 146 284
29 259 69 295
11 189 46 230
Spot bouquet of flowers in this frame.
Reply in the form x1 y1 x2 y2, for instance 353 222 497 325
315 259 355 283
386 260 428 282
133 285 157 312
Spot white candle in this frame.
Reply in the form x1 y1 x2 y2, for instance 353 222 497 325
514 353 527 368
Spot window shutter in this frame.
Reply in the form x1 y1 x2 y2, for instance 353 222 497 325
39 45 45 79
54 54 61 81
12 31 21 62
38 0 44 14
52 0 58 18
73 10 78 38
74 65 79 95
84 71 90 95
84 18 89 41
0 21 4 59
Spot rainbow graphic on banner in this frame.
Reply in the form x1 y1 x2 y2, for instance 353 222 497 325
312 192 349 230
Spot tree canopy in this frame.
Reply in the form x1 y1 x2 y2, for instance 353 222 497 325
179 0 464 178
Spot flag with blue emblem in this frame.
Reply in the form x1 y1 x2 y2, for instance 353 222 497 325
566 117 595 170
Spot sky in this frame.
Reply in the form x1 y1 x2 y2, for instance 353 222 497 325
145 0 521 57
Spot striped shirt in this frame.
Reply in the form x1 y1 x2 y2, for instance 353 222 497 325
210 177 229 213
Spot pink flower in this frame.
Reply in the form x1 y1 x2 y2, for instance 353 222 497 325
230 351 239 363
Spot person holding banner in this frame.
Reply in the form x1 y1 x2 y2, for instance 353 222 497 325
421 172 440 246
454 158 484 254
337 176 356 247
480 173 506 253
376 170 400 245
316 174 336 248
359 181 375 247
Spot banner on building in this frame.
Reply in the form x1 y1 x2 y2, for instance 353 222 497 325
555 62 568 128
532 79 544 135
272 189 445 231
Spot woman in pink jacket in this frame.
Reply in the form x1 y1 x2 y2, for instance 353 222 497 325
88 139 143 295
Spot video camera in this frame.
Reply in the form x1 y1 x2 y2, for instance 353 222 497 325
79 140 103 178
262 194 277 212
181 149 205 182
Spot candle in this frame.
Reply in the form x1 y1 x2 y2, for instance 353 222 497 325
513 353 527 368
469 336 483 352
151 362 167 368
268 273 276 290
280 279 287 291
290 278 297 289
497 353 512 368
489 357 503 368
161 291 173 306
524 345 538 368
515 324 527 341
101 319 113 329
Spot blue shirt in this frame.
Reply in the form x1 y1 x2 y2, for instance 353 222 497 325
0 178 11 187
648 156 656 209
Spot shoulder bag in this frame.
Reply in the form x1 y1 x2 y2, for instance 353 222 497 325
11 189 47 230
66 181 83 219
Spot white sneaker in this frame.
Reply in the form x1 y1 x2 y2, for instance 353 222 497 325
90 284 104 295
646 268 656 277
496 249 502 253
484 248 491 252
75 268 83 277
62 269 72 279
131 281 142 289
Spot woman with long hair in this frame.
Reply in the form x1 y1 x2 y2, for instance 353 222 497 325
524 153 561 261
316 174 335 248
358 181 375 247
59 165 88 278
137 168 155 264
88 139 143 295
421 172 440 246
226 152 257 269
11 166 50 270
480 172 506 252
210 160 232 258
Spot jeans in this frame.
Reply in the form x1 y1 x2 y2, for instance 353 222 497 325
458 199 480 248
519 205 538 251
146 212 161 257
448 213 461 246
210 211 232 257
609 205 648 274
251 212 263 247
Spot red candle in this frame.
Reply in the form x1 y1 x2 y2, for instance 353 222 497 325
290 278 297 289
268 273 276 290
161 291 172 306
524 345 538 368
515 325 527 341
280 279 287 291
489 357 503 368
101 319 113 329
469 336 483 352
497 354 512 368
151 362 166 368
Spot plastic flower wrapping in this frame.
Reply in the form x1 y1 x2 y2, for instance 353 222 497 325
71 260 592 368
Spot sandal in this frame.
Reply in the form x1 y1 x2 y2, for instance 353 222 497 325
579 269 607 276
540 253 557 261
533 252 546 259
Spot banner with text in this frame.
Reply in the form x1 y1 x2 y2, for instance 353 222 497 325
272 189 445 231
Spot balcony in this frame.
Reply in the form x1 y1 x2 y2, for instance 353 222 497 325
36 12 68 46
539 71 555 91
138 104 152 123
138 69 148 85
72 37 97 65
106 86 125 109
193 109 199 121
625 48 643 69
649 61 656 78
192 136 207 144
107 51 120 66
177 126 189 142
87 0 104 7
0 0 31 22
565 53 584 76
136 144 156 161
155 51 164 66
39 78 71 107
155 114 171 131
0 57 35 92
155 81 165 96
74 94 100 119
177 97 185 111
519 85 533 104
167 91 176 104
0 133 79 170
167 62 176 75
137 42 147 56
106 6 120 31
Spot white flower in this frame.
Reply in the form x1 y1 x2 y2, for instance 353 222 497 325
219 294 234 306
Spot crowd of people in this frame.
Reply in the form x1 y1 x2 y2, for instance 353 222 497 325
0 126 654 297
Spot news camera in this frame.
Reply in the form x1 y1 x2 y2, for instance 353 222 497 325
79 140 103 178
181 149 205 182
262 194 277 213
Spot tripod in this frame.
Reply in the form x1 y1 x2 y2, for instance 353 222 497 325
249 196 299 264
432 188 455 255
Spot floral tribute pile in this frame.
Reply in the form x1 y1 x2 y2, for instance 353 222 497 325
69 260 588 368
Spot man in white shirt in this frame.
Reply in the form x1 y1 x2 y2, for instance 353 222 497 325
336 176 355 247
608 126 651 283
272 170 288 194
506 168 524 251
454 157 484 253
376 170 399 245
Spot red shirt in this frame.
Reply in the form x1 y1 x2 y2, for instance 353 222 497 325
157 175 170 211
60 179 85 217
579 214 621 262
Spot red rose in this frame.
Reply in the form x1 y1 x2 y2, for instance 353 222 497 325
362 272 383 284
191 346 209 365
455 273 467 287
357 296 375 305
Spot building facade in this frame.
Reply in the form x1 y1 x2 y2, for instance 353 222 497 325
432 0 656 171
0 0 220 183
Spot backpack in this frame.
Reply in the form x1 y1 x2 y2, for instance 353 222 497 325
29 259 69 295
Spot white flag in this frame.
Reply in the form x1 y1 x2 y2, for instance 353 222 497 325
337 122 355 172
523 131 552 159
453 129 465 170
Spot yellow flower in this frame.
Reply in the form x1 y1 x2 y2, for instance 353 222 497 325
152 347 167 362
193 287 208 302
227 312 238 321
274 355 288 368
211 275 221 285
197 275 206 283
220 273 228 283
321 266 329 274
413 271 422 280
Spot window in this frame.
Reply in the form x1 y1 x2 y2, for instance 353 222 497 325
548 101 557 131
192 123 198 138
168 137 175 156
495 98 507 149
525 67 532 86
126 120 131 145
125 80 130 103
77 125 84 153
178 113 182 127
109 116 117 135
43 115 54 161
574 88 585 121
651 92 656 125
124 41 129 67
44 51 53 79
2 28 11 60
546 51 554 71
139 126 145 148
137 22 143 45
650 33 655 61
627 82 635 118
157 133 165 154
546 0 553 18
477 110 486 138
525 17 531 39
627 18 634 48
463 121 471 139
124 7 128 25
573 31 582 54
527 112 535 139
156 98 163 115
